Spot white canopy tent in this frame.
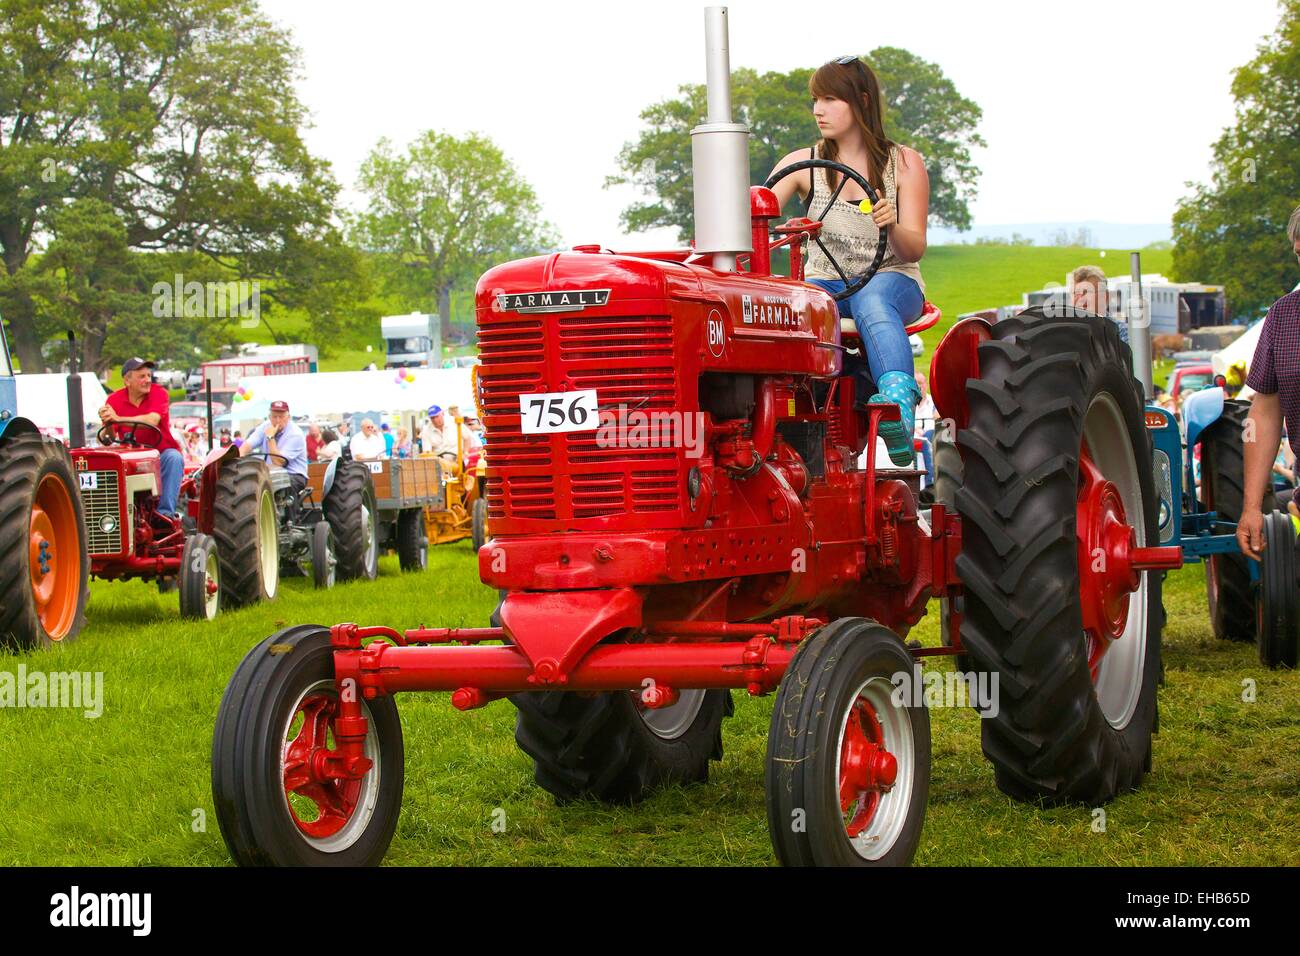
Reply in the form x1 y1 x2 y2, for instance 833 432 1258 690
226 367 477 432
14 372 108 442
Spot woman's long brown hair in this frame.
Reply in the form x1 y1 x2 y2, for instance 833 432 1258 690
809 58 896 194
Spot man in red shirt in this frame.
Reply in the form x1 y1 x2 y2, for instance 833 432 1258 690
98 357 185 517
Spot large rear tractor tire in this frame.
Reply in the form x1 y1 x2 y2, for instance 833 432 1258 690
954 307 1163 805
765 618 930 866
213 458 279 608
511 681 733 804
325 462 379 582
932 422 973 673
211 625 404 866
396 508 427 572
0 432 89 649
1256 510 1298 669
1201 399 1255 643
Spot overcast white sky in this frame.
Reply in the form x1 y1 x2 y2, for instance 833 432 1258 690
259 0 1284 248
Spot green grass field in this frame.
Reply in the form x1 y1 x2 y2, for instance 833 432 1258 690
0 544 1295 867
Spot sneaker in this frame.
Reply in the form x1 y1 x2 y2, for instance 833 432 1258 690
869 370 920 468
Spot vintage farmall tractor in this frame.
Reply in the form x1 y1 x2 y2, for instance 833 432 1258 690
0 322 90 650
75 422 280 621
211 7 1184 866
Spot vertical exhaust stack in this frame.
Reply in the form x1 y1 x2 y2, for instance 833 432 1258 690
65 331 84 449
690 6 752 271
1128 252 1153 400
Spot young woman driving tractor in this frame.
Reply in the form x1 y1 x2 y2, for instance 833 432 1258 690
767 55 930 466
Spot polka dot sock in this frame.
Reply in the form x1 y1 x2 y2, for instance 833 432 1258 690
868 370 920 467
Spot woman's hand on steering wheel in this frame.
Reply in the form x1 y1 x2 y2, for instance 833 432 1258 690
763 158 888 301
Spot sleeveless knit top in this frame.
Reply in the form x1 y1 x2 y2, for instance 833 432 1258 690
804 143 925 293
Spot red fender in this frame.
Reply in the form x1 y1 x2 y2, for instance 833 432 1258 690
196 444 241 535
929 316 992 432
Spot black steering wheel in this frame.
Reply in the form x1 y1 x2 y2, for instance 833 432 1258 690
763 158 888 301
97 419 164 448
245 450 291 467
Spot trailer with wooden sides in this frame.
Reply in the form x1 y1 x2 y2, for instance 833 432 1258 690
307 457 443 574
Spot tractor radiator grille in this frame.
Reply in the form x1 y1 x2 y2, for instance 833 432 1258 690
80 471 122 554
478 310 682 526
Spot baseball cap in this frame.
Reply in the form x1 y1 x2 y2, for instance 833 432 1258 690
427 404 442 416
270 400 289 413
121 357 155 376
380 422 390 431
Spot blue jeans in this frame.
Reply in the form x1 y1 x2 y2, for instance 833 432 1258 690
159 447 183 516
808 272 923 397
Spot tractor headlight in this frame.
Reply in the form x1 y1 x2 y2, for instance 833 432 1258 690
99 514 118 535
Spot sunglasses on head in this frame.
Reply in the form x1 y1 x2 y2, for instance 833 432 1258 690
833 55 859 65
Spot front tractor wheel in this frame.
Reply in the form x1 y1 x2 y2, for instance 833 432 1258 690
765 618 930 866
0 432 89 650
511 683 733 804
179 533 221 621
211 625 404 866
954 308 1168 805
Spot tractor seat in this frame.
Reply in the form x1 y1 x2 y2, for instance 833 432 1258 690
840 300 942 339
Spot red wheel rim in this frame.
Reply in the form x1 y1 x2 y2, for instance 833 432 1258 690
838 696 897 838
282 692 363 840
29 473 81 640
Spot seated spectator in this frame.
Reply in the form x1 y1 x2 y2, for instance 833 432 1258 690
1070 265 1129 345
350 418 388 460
394 426 413 459
306 422 323 462
318 428 342 462
381 422 395 457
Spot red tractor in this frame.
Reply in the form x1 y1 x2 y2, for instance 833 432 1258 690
211 8 1182 866
74 420 279 620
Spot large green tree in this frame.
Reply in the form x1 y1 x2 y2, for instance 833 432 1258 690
351 131 558 343
0 0 361 373
607 50 985 242
1172 0 1299 317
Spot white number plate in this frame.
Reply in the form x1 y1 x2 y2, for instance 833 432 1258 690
79 473 99 491
366 461 384 474
518 389 600 434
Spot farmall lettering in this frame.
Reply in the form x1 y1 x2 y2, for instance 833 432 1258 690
746 294 800 329
706 309 727 357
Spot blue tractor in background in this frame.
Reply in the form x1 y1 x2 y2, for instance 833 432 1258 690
0 320 89 649
1153 383 1297 668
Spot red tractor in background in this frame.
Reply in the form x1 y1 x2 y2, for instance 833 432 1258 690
211 7 1181 866
75 419 280 620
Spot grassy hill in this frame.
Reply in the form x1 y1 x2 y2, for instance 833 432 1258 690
918 244 1174 349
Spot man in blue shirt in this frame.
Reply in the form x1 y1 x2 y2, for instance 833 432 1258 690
240 399 309 498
